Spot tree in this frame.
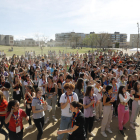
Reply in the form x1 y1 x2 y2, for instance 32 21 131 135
71 34 81 49
34 33 48 55
96 33 111 50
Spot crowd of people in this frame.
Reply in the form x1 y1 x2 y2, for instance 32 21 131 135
0 49 140 140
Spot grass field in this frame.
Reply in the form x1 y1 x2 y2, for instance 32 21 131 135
0 45 98 57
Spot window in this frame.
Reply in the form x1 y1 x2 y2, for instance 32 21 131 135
10 37 13 40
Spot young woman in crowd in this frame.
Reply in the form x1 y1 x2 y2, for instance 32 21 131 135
118 75 126 88
117 86 134 136
57 101 86 140
101 85 115 138
45 75 58 124
5 100 29 140
29 65 35 80
32 87 47 140
94 80 104 121
57 73 63 107
130 81 140 129
33 70 39 91
38 74 47 100
83 85 98 138
75 78 84 105
0 75 10 102
110 77 118 116
53 69 59 83
24 74 34 89
24 86 35 129
0 91 9 140
127 74 133 111
57 83 78 140
12 75 22 102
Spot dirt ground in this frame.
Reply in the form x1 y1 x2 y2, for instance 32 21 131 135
1 96 140 140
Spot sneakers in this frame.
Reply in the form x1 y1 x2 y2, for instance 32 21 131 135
52 116 58 122
26 125 33 130
45 118 49 124
119 130 125 136
88 132 95 137
134 122 139 127
130 124 136 130
106 128 113 134
101 131 107 137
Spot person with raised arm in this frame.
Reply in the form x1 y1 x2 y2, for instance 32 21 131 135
117 86 134 136
57 83 78 140
57 101 86 140
101 85 115 137
32 87 47 140
5 100 29 140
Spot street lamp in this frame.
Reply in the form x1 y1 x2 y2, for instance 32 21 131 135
137 22 139 53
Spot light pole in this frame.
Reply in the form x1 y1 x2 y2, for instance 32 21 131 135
137 22 139 53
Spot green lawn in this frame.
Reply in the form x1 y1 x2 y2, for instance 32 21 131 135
0 46 97 57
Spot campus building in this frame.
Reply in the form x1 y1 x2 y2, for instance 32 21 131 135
129 34 140 48
0 34 14 46
14 38 45 47
47 32 127 47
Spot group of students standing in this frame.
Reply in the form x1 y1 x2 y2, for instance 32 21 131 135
0 50 140 140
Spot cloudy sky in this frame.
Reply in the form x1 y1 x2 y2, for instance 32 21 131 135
0 0 140 41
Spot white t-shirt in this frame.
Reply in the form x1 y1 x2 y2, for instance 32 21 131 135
94 86 103 100
60 92 78 117
38 79 46 95
115 70 123 77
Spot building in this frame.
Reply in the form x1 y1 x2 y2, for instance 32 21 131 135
53 32 127 47
14 38 46 47
129 34 140 48
0 34 14 46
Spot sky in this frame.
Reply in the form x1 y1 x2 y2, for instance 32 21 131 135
0 0 140 41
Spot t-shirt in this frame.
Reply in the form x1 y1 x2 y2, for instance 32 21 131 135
0 99 8 116
5 109 27 132
83 94 98 118
69 112 86 140
94 87 103 100
59 92 78 117
32 97 45 119
38 79 46 95
75 88 83 100
0 82 10 97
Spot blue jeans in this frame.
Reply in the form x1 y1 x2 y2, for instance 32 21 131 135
57 116 72 140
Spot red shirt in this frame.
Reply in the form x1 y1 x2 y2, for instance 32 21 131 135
5 109 27 132
99 55 103 60
0 99 8 116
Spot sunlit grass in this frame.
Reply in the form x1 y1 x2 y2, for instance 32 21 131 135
0 46 97 56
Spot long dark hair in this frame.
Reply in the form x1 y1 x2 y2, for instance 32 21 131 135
75 78 84 90
27 85 35 92
117 86 125 105
105 85 112 93
7 100 18 112
13 75 18 84
85 85 93 96
133 81 139 93
53 69 58 77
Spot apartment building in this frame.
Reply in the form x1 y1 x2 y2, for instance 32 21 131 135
53 32 127 47
14 38 46 47
0 34 14 46
129 34 140 48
